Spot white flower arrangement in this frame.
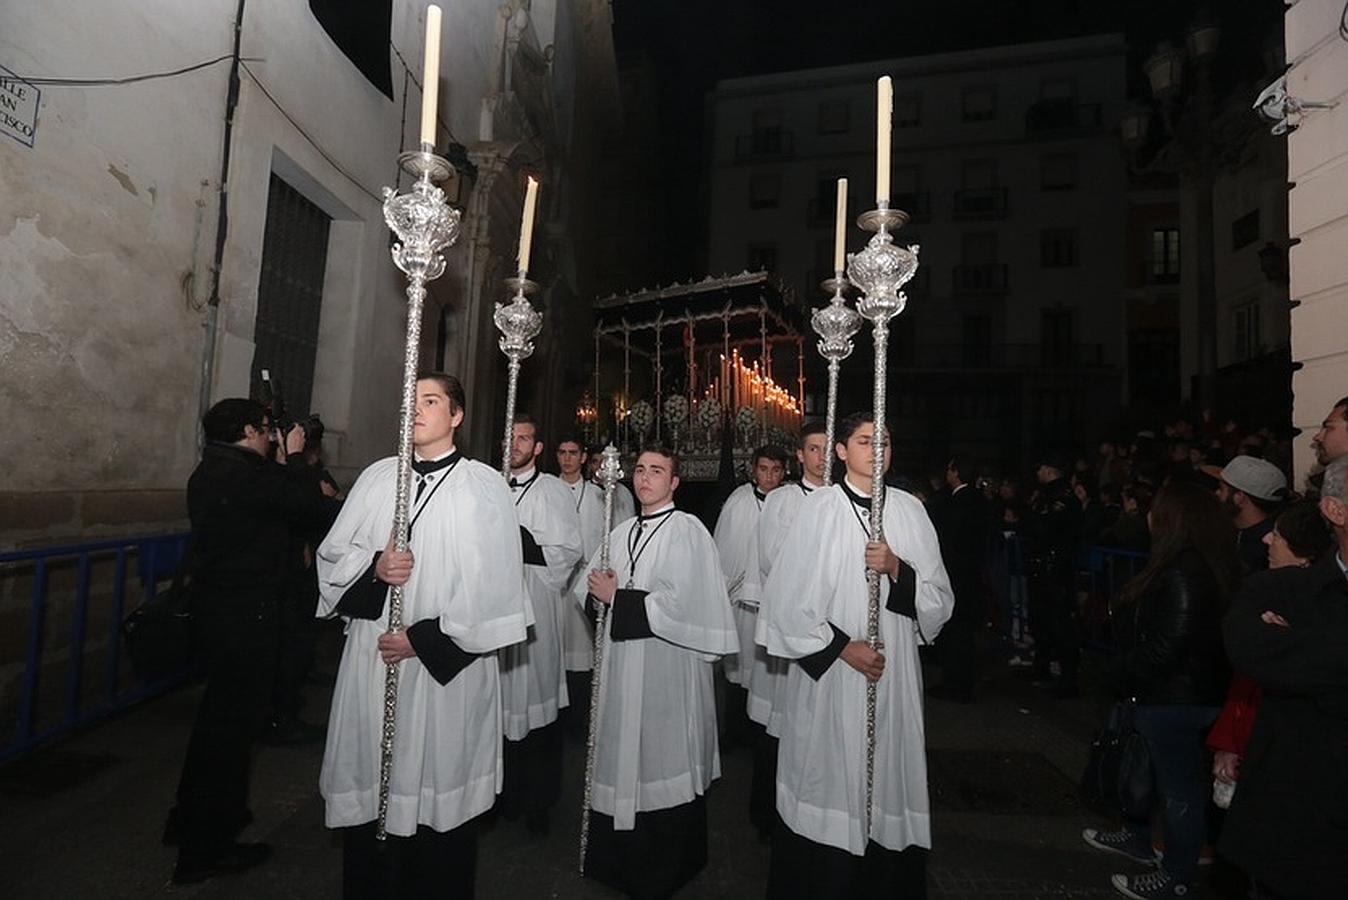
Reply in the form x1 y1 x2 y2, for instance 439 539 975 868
735 405 757 434
627 400 654 436
695 398 721 430
663 394 689 426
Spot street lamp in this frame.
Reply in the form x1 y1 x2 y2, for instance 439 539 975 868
1126 14 1222 413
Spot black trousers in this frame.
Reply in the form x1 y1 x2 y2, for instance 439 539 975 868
342 819 478 899
273 564 319 720
936 583 980 697
173 595 277 854
750 723 779 836
500 720 564 819
584 796 708 899
562 670 593 741
767 819 927 899
1027 573 1077 680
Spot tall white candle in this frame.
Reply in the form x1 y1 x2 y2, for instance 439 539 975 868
876 76 892 204
517 176 539 274
419 5 442 148
833 177 848 272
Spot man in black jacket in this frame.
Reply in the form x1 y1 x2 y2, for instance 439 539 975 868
1023 451 1084 697
167 398 329 884
929 456 989 702
1220 456 1348 900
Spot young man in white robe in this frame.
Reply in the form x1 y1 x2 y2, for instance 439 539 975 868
762 411 954 897
557 434 608 739
714 444 787 757
315 373 530 898
576 444 738 897
743 421 830 838
498 414 583 834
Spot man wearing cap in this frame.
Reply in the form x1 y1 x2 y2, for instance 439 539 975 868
1215 455 1288 575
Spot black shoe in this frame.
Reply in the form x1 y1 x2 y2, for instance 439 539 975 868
162 807 254 847
260 717 326 746
926 683 973 704
172 842 272 885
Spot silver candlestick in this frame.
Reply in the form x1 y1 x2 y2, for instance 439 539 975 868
377 146 462 840
496 275 542 477
845 201 918 837
811 271 862 486
579 445 624 874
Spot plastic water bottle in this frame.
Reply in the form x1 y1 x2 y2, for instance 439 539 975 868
1213 778 1235 809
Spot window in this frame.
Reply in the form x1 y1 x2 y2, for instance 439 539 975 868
896 91 921 127
747 243 778 272
1040 153 1077 190
250 173 331 416
1152 228 1180 282
752 108 782 130
962 231 998 264
1232 209 1261 251
1233 301 1262 361
749 173 780 209
962 315 991 367
962 86 997 122
817 100 850 134
1041 308 1075 366
1041 228 1079 267
1040 77 1076 101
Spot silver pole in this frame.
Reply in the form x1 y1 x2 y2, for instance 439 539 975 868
579 445 624 873
812 271 861 487
376 147 461 839
495 275 542 478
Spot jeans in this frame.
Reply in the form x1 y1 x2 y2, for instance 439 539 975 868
1126 703 1219 884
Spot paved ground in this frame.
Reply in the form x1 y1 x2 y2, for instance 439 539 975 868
0 634 1239 899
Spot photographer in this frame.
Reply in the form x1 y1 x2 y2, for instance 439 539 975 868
166 398 330 885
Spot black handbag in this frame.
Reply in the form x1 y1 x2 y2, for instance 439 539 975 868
122 541 196 682
1080 700 1155 820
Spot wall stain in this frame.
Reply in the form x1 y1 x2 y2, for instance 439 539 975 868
107 164 138 196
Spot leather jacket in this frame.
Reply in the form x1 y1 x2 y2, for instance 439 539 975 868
1111 546 1230 706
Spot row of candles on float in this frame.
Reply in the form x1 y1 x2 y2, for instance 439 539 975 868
707 349 802 431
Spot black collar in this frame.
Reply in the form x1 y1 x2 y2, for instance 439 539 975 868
413 450 462 476
639 506 676 523
839 478 872 511
753 486 767 503
508 469 540 490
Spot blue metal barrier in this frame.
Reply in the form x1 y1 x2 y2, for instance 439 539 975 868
1 532 192 763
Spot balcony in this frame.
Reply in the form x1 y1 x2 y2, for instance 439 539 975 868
1025 99 1104 136
953 187 1008 220
951 263 1009 294
734 129 795 162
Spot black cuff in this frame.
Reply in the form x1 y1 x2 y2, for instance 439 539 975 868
885 563 917 619
520 526 546 566
798 623 850 680
405 618 479 685
334 554 389 620
611 589 655 641
585 593 601 626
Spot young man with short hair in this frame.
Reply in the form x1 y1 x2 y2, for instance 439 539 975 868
557 434 606 732
498 414 583 833
762 412 953 897
576 445 738 897
316 373 530 897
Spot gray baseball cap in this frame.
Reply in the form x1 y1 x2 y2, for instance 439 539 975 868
1220 456 1288 502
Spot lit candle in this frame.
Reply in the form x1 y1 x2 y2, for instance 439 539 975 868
419 5 443 149
517 176 539 274
876 75 892 204
833 177 848 273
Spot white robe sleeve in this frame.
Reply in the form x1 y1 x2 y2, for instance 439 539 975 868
521 476 584 593
316 458 397 617
762 492 844 659
888 490 955 643
443 464 530 653
642 517 739 657
713 483 759 602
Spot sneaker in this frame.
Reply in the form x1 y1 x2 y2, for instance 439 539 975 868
1008 654 1034 668
1082 828 1158 866
1110 869 1189 898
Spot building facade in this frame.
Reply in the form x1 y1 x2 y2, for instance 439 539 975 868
705 35 1131 473
0 0 618 546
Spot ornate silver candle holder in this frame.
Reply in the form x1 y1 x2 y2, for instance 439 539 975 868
811 271 862 486
376 146 463 840
844 200 919 837
495 275 543 476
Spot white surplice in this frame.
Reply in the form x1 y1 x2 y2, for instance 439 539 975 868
748 479 821 735
571 506 738 830
712 481 766 687
499 468 583 739
763 479 954 855
316 455 529 836
561 475 608 672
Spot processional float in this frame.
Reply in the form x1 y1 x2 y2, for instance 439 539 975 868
374 4 544 839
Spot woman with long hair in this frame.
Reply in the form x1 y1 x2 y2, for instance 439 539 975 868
1082 481 1241 900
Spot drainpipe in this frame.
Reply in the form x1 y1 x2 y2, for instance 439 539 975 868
197 0 247 444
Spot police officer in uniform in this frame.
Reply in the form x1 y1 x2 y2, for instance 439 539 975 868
1022 450 1083 698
